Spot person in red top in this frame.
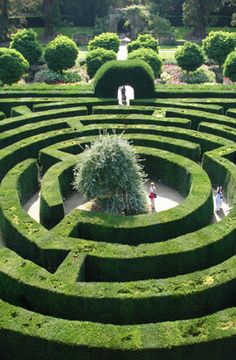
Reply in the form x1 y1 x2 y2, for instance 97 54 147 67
149 182 157 211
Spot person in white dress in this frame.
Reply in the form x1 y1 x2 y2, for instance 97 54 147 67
215 186 223 212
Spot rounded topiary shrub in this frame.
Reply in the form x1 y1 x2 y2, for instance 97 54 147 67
94 60 155 98
128 47 162 78
86 48 117 78
127 34 159 53
88 32 120 53
175 42 204 72
0 48 29 85
203 31 236 67
10 29 42 65
45 35 79 72
73 134 148 215
224 50 236 81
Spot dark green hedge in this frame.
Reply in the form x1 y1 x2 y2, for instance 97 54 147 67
1 299 236 359
94 60 155 98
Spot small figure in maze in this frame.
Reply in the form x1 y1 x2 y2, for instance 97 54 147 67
121 86 127 105
149 182 157 212
215 185 223 212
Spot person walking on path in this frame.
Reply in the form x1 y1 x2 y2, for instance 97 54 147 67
215 186 223 212
149 182 157 211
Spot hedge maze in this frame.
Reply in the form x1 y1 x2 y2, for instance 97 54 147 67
0 87 236 359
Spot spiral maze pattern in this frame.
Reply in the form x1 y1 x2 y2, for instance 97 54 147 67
0 89 236 359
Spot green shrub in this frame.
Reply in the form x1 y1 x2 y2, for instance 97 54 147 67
203 31 236 67
128 47 162 78
10 29 42 65
45 35 79 73
0 48 29 85
175 42 204 72
88 32 120 53
224 50 236 81
86 48 116 78
181 66 216 84
94 60 155 98
73 134 148 215
34 69 81 84
127 34 159 53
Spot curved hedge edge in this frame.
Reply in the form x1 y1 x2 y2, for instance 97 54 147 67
11 105 32 117
131 99 224 114
199 122 236 143
0 159 46 262
92 105 156 115
1 300 236 360
203 144 236 207
67 146 213 245
0 106 88 133
79 114 191 129
164 108 236 131
33 98 117 114
1 246 236 323
40 159 76 229
0 111 5 120
1 299 236 359
94 60 155 98
227 108 236 118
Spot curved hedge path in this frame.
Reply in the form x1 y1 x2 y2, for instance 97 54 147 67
0 88 236 359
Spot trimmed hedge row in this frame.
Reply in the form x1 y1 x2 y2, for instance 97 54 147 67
94 60 155 98
131 99 223 114
1 90 236 358
1 299 236 359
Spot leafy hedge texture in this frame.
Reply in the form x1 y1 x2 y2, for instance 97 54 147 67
0 47 29 85
10 29 42 65
88 32 120 53
175 42 204 72
128 47 162 77
94 60 155 98
86 48 117 78
45 35 79 72
73 134 148 215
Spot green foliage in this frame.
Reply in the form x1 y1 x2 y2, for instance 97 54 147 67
88 32 120 53
94 60 155 98
183 0 223 38
0 47 29 85
202 31 236 67
34 69 81 84
73 134 148 215
181 67 216 84
86 48 116 78
223 50 236 81
44 35 79 72
175 42 204 72
128 34 159 53
128 47 162 78
10 29 42 65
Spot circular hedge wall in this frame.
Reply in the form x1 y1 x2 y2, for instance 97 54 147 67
94 60 155 98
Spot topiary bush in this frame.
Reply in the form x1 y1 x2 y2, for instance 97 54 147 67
88 32 120 53
175 42 205 72
128 47 162 78
44 35 79 73
94 59 155 98
203 31 236 67
10 29 42 66
223 50 236 81
127 34 159 53
73 133 148 215
181 66 216 84
86 48 117 78
0 47 29 85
